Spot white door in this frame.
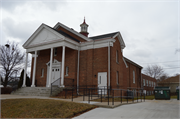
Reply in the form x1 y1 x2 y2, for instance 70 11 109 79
51 67 60 83
98 72 107 95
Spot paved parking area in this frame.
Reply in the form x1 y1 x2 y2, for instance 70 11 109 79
73 99 180 119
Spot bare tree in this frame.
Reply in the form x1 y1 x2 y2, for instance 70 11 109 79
0 41 25 87
143 65 164 80
157 73 169 82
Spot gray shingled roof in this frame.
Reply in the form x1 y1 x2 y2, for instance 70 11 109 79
45 24 80 43
124 57 143 68
89 32 118 40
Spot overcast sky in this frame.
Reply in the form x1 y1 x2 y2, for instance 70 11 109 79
0 0 179 76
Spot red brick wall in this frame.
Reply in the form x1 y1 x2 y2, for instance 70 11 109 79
79 47 108 87
110 36 124 89
142 74 157 95
30 47 78 87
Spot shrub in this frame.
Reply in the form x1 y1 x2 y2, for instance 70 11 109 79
1 87 12 94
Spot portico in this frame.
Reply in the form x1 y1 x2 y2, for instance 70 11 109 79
22 24 80 88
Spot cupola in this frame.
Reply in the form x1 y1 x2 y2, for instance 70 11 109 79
80 17 89 37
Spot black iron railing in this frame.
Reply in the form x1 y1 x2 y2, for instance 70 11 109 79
51 78 61 95
62 85 145 105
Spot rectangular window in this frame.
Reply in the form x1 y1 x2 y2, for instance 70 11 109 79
65 66 69 76
143 79 145 86
133 70 135 83
41 68 44 77
146 80 148 86
54 48 57 56
154 82 156 88
149 81 151 87
116 50 119 63
116 71 119 85
152 82 153 87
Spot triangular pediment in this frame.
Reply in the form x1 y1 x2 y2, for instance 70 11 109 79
23 24 65 48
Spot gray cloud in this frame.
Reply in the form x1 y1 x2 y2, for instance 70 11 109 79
1 0 179 76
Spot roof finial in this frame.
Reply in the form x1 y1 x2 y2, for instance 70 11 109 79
83 16 86 24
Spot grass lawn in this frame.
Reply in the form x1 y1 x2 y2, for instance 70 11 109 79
1 99 96 118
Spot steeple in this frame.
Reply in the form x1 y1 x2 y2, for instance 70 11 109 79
80 17 89 37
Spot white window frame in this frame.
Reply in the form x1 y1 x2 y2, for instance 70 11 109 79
133 70 135 84
143 79 145 86
116 71 119 85
41 68 44 77
146 80 148 86
65 66 69 76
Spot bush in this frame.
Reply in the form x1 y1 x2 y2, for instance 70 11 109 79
1 87 12 94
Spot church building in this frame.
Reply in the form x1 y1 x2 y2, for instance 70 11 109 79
22 18 143 91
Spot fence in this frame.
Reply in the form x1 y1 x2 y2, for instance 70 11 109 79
62 85 145 105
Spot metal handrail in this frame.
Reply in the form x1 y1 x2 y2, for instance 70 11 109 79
51 78 61 95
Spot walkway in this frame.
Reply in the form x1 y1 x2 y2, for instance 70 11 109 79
73 99 180 119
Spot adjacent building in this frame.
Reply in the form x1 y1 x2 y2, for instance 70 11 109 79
142 74 157 96
158 75 180 94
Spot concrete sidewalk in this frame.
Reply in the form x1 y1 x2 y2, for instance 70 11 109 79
0 94 143 108
73 99 180 119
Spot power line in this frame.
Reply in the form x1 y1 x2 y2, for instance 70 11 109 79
164 67 180 69
141 60 180 64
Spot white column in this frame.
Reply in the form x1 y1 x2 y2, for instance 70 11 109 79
108 42 110 88
61 46 65 87
48 48 53 87
31 51 37 87
22 52 28 87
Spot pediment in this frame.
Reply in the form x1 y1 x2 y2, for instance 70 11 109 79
23 24 65 48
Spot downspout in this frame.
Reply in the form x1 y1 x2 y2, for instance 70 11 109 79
108 41 111 88
77 47 80 94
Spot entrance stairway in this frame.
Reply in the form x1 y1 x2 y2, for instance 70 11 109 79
11 86 63 97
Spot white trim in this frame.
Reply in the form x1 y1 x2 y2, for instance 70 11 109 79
53 22 92 42
113 32 126 49
123 57 128 68
23 24 65 48
22 53 28 87
61 46 65 87
108 42 110 87
48 48 53 87
31 51 37 87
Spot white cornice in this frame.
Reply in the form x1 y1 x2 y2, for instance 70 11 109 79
53 22 92 42
113 32 126 49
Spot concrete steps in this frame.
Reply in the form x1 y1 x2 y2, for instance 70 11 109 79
11 86 63 97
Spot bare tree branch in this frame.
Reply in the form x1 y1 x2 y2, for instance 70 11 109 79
143 65 164 80
0 41 25 87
